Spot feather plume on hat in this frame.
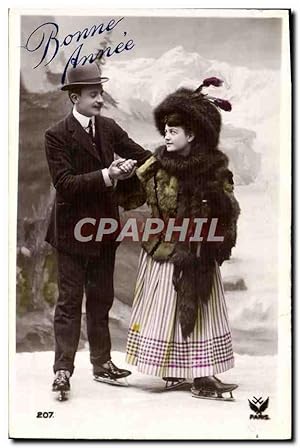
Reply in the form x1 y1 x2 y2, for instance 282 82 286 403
192 76 232 112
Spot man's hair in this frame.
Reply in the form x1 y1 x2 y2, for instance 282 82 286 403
67 84 104 104
68 86 82 104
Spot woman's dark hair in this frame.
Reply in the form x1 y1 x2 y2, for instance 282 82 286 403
164 113 193 136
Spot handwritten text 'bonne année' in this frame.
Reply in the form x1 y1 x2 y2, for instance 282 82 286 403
22 18 135 83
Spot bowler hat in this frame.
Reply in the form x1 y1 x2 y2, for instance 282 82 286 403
61 63 109 91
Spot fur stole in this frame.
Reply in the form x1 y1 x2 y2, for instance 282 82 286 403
154 145 240 338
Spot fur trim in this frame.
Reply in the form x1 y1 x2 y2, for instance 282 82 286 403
115 175 147 210
121 144 240 338
155 145 229 178
156 145 240 337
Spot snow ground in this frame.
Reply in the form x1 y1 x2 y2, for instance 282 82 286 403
10 182 289 440
9 350 290 440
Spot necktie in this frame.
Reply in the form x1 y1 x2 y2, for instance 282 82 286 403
88 119 94 142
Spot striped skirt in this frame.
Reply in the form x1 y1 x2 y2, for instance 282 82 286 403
125 249 234 379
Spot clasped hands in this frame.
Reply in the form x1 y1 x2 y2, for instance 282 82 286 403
108 158 137 181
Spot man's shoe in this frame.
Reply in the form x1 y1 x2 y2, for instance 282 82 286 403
52 369 71 392
93 360 131 386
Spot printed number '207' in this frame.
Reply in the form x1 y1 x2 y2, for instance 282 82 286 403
36 412 54 418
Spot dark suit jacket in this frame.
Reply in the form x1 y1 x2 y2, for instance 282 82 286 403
45 113 151 256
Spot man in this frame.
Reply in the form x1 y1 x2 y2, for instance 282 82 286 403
45 63 151 399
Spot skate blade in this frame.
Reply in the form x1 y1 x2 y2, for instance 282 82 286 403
55 390 69 402
191 388 235 402
164 379 188 391
93 375 129 387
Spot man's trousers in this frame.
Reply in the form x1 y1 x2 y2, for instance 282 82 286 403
53 245 116 376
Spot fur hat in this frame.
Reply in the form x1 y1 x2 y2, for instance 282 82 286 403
154 87 222 150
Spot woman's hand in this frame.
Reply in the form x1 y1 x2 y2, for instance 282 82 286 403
108 159 137 181
115 159 137 180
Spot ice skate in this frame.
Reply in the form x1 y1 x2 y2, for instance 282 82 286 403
52 370 70 402
163 377 187 391
191 376 238 401
93 360 131 387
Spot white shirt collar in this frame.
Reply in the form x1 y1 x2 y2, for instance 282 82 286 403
72 107 95 129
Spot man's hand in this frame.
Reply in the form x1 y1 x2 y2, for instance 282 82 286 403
108 159 137 181
117 159 137 179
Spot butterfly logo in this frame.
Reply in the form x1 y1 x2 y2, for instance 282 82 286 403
248 397 270 420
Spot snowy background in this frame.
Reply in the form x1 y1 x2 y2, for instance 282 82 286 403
11 13 291 440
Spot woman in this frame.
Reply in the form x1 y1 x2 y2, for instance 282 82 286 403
119 78 240 399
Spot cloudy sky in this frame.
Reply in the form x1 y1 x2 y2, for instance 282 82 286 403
21 13 282 73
